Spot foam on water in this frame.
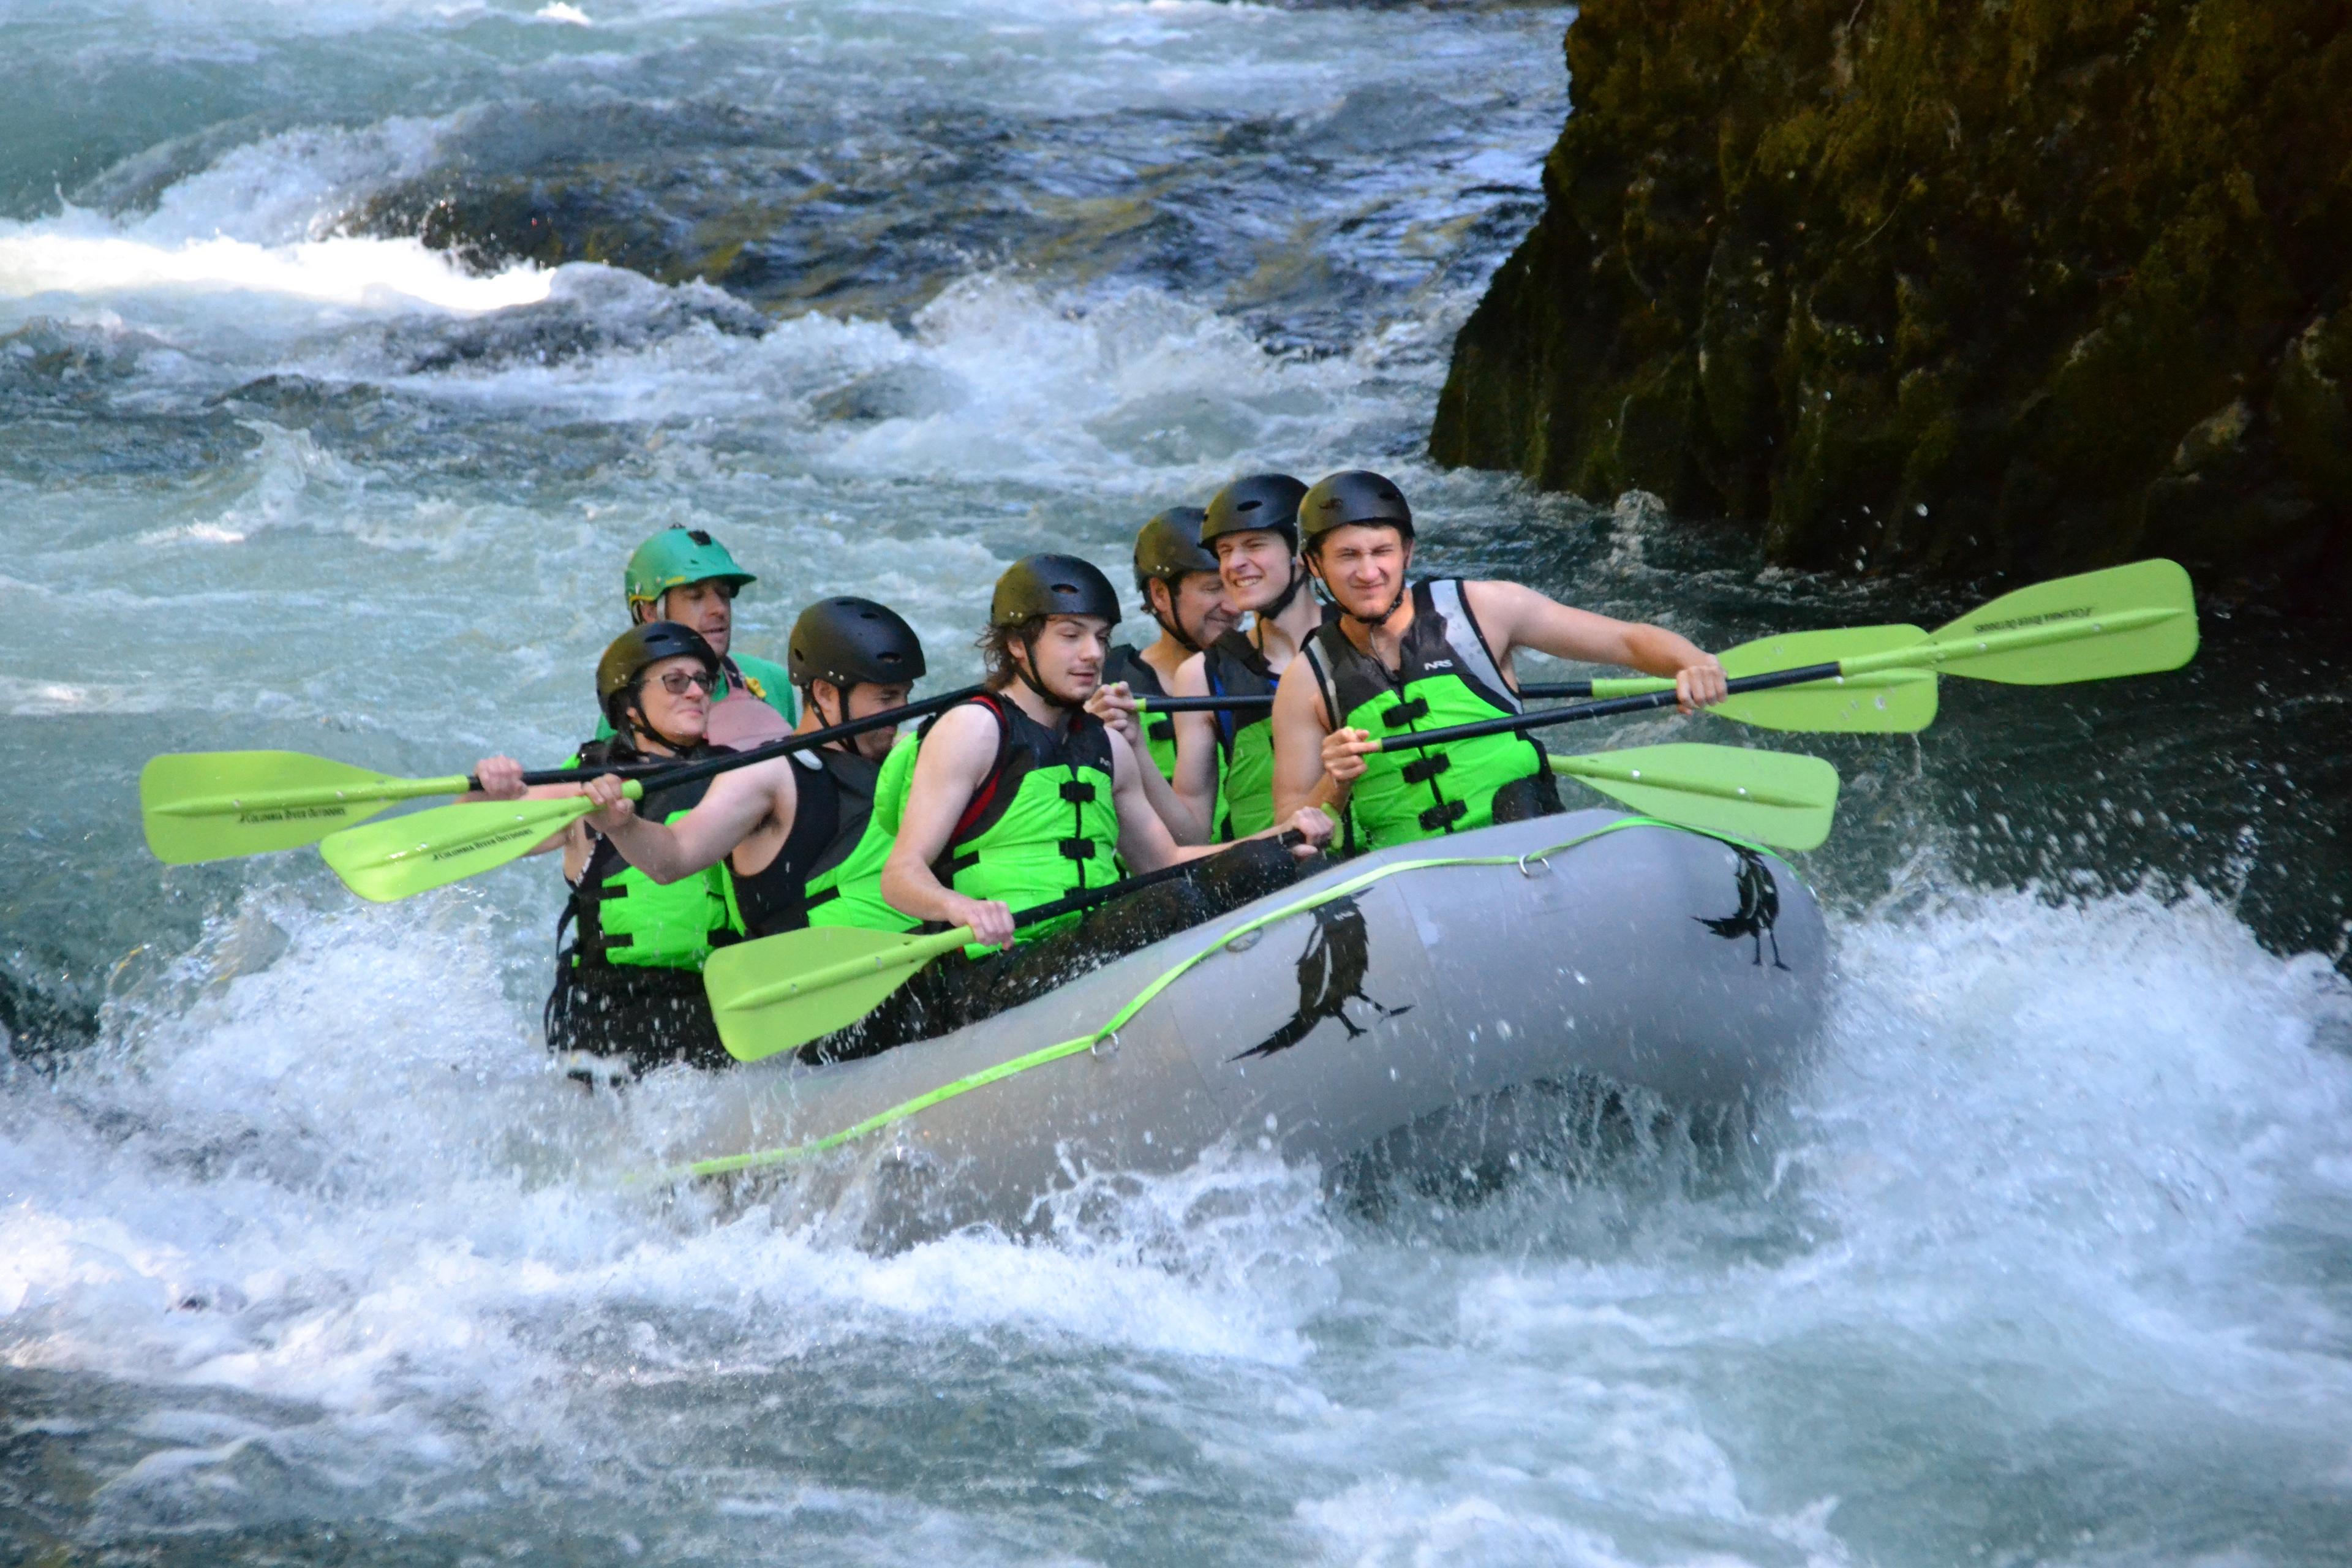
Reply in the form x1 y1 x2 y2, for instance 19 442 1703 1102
7 867 2351 1560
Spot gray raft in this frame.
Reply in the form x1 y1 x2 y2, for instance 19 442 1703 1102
663 809 1828 1237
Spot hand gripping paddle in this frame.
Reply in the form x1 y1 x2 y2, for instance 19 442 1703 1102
314 685 986 902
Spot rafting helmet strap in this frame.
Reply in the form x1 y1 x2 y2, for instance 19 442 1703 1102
1144 578 1203 657
1012 628 1085 712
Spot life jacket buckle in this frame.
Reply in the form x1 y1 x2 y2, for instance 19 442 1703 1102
1059 780 1098 804
1400 753 1450 785
1381 696 1430 728
1057 837 1097 861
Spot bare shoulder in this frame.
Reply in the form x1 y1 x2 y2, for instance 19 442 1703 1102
1273 650 1329 728
1170 649 1208 697
914 701 1003 779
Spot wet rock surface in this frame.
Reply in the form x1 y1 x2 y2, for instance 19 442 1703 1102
1432 0 2352 609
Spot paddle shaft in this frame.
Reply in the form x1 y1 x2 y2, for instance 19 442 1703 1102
1373 663 1852 753
1138 681 1599 717
498 684 988 794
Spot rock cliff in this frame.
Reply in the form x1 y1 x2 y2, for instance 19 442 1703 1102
1431 0 2352 604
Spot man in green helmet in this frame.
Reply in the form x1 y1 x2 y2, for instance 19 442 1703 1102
570 598 930 943
610 526 795 747
1271 471 1728 852
1098 507 1235 843
1163 473 1327 842
807 553 1333 1060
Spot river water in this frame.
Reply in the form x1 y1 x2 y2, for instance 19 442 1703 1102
6 1 2352 1562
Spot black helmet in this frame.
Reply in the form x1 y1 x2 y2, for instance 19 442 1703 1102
789 597 927 690
1299 470 1413 551
1201 473 1308 551
597 620 720 727
990 554 1123 631
1132 507 1216 593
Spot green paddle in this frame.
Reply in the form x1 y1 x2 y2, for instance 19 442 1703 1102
138 751 705 866
1548 744 1838 853
1371 559 2196 758
321 783 639 903
706 852 1264 1063
316 685 986 903
1133 623 1936 734
142 685 986 867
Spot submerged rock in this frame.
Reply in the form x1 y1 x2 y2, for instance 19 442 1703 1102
1432 0 2352 607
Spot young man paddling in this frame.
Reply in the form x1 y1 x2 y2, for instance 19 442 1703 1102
1164 473 1327 841
570 598 929 941
815 554 1333 1060
477 622 744 1074
610 526 795 747
1098 507 1237 842
1270 471 1730 850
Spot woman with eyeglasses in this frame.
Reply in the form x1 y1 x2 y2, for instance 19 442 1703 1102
472 620 744 1077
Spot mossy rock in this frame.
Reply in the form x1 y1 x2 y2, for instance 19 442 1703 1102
1433 0 2352 609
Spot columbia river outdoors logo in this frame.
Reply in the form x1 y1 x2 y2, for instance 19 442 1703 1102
1233 897 1411 1059
1696 846 1789 969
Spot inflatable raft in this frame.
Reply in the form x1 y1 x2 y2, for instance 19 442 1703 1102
661 809 1828 1238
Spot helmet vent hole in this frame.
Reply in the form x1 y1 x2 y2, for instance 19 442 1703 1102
1237 500 1261 512
687 529 713 546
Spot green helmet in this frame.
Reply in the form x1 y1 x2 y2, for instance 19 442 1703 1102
1132 507 1216 594
597 621 721 729
989 554 1123 630
1298 470 1412 552
624 527 756 612
1201 473 1308 551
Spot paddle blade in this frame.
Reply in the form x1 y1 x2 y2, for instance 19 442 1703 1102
141 750 408 864
1911 559 2198 684
706 925 948 1062
1716 625 1938 732
319 795 594 903
1553 743 1839 852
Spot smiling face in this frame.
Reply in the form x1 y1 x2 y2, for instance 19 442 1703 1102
627 652 714 749
1014 614 1111 705
1309 523 1411 620
639 579 735 660
1212 529 1297 616
1149 570 1238 649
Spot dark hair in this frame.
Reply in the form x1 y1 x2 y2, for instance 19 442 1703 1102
976 622 1024 687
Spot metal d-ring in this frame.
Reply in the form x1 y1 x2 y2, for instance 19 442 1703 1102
1518 853 1551 877
1090 1030 1121 1058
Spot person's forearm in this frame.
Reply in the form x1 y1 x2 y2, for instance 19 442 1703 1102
1621 624 1710 677
1136 748 1209 845
598 813 696 884
880 858 966 926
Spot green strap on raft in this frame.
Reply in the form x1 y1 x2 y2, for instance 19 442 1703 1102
658 813 1764 1182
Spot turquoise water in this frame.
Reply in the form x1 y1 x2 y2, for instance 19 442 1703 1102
5 2 2352 1562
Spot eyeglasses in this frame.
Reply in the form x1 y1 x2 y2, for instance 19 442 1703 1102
651 669 717 696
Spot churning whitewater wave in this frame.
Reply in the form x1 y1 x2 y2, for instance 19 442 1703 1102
6 870 2350 1559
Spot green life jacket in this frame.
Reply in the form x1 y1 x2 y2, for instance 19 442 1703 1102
1202 626 1288 840
728 747 890 938
566 739 745 970
1302 579 1561 851
592 651 794 743
929 692 1121 945
802 734 924 936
